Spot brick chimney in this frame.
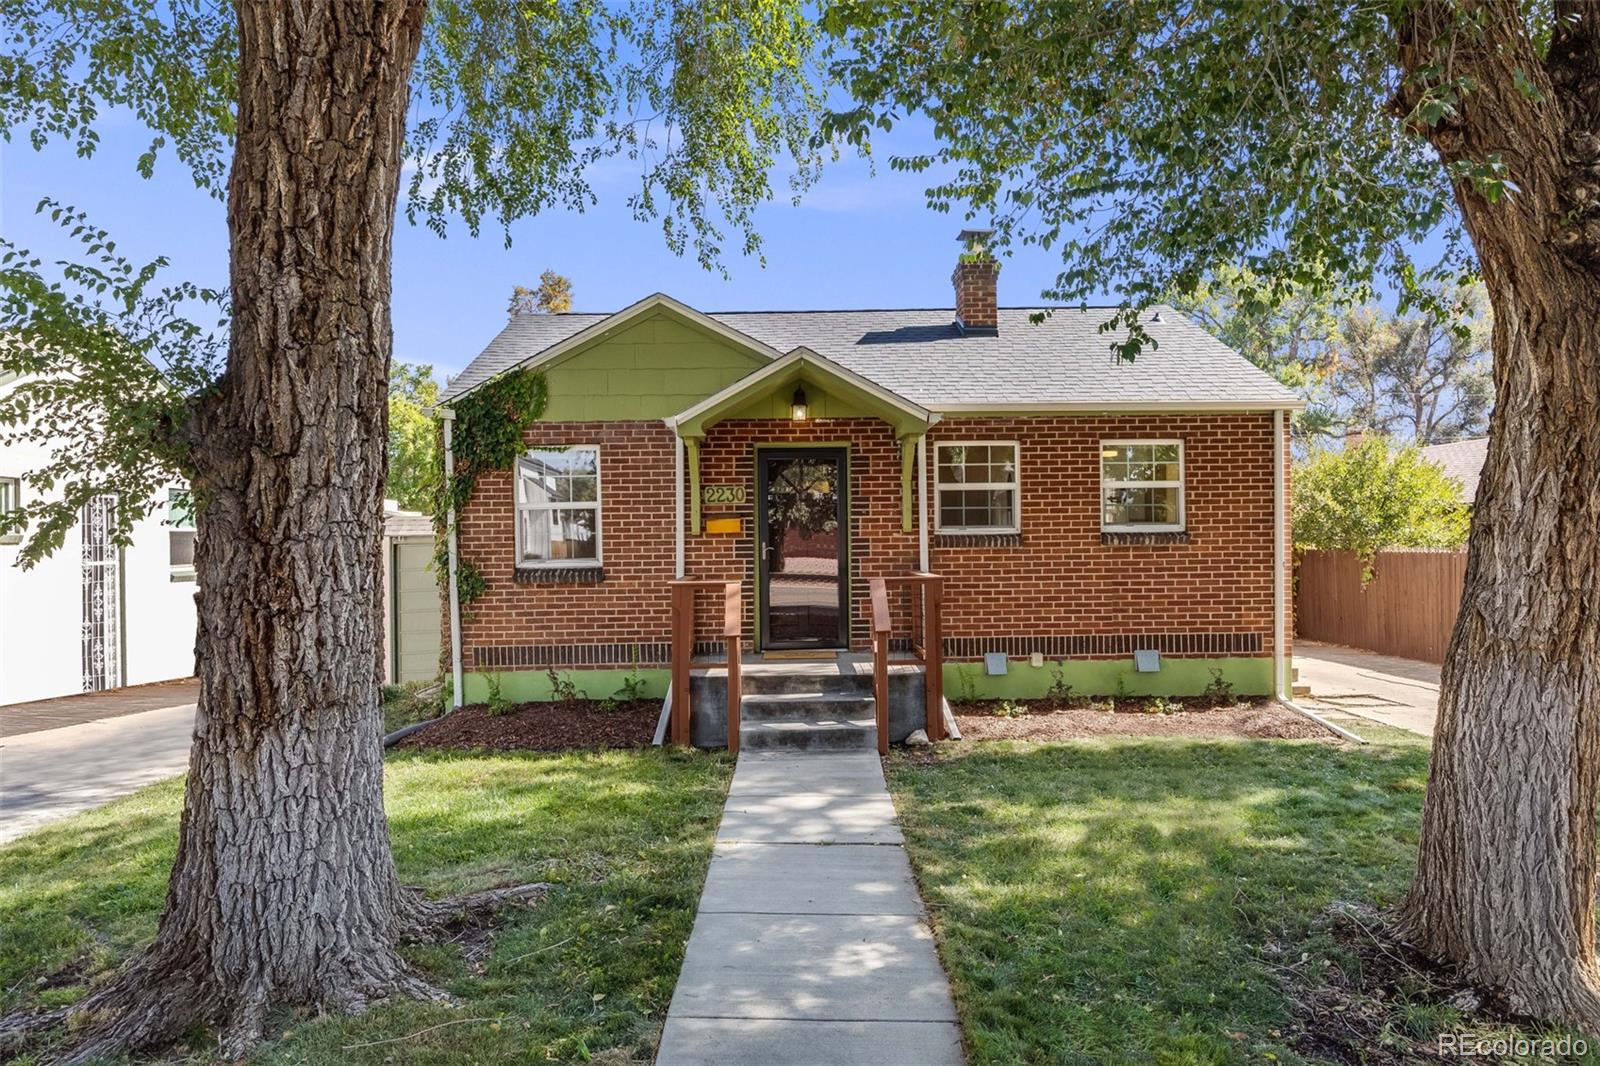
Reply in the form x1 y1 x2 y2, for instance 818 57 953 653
952 228 999 335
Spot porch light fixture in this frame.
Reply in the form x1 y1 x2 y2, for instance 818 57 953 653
790 385 809 421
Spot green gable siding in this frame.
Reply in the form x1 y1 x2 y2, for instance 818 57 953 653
721 381 874 421
538 311 769 421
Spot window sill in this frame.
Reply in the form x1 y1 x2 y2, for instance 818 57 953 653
513 565 605 585
169 567 197 583
1101 530 1191 546
0 535 20 546
934 531 1023 548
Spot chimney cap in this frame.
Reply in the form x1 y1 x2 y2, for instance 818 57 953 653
957 227 995 251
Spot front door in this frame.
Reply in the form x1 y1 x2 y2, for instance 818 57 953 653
758 448 848 649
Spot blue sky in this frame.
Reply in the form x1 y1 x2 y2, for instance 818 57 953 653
3 113 1095 384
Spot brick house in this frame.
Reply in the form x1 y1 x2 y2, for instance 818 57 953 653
439 232 1302 749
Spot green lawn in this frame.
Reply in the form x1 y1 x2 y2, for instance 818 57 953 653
884 724 1478 1064
0 747 733 1064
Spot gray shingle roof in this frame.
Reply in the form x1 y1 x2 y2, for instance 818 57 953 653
1420 437 1487 503
441 303 1302 409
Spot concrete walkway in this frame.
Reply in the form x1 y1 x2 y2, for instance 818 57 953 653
657 751 963 1065
1295 641 1440 737
0 701 195 844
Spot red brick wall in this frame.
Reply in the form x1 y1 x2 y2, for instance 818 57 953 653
685 417 918 649
453 412 1290 670
926 415 1285 662
457 421 678 668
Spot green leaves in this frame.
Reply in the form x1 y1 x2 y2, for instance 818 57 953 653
820 0 1467 359
1292 437 1470 573
0 200 224 567
405 0 827 269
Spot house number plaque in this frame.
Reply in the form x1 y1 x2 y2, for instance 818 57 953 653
702 485 746 505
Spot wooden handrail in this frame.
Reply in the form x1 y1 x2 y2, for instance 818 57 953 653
723 581 742 755
669 578 746 750
869 578 891 755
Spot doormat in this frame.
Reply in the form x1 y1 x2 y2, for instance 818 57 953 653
760 650 840 661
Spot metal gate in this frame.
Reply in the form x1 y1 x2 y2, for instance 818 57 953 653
81 494 121 691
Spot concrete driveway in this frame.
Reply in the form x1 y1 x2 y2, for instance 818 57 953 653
1 682 197 844
1294 641 1439 737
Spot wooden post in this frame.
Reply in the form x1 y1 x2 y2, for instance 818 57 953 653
724 581 742 755
870 578 891 756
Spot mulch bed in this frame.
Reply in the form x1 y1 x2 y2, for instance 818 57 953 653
395 698 659 752
952 697 1335 742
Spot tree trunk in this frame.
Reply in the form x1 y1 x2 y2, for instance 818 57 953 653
1394 0 1600 1031
54 2 433 1059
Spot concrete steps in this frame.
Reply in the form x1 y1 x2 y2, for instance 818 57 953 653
739 679 879 753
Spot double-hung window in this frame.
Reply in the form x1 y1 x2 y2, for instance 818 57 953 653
167 487 197 578
516 446 601 567
1101 440 1185 531
935 442 1020 533
0 475 20 545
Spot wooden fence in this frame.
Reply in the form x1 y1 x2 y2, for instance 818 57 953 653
1295 548 1467 664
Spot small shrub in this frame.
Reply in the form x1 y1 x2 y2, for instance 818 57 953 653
1202 669 1236 707
994 699 1029 718
1090 698 1115 714
956 664 979 701
1046 661 1074 701
1113 673 1130 700
1148 696 1182 716
485 672 512 716
613 661 648 703
381 684 407 703
437 675 455 714
599 696 620 713
546 666 581 704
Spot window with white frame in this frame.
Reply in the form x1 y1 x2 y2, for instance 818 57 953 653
167 487 196 577
1101 440 1185 531
0 475 19 545
516 446 601 566
935 442 1020 532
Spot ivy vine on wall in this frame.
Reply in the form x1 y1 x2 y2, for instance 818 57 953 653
432 367 549 607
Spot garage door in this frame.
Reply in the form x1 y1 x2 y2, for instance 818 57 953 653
392 538 442 684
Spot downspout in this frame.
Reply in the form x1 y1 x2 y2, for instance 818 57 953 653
670 421 685 579
442 408 464 710
916 433 930 572
1272 408 1285 701
1271 407 1363 743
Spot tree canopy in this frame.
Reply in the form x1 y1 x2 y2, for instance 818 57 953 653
1294 435 1470 568
0 0 825 561
822 1 1491 351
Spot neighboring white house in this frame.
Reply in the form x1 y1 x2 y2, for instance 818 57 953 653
0 372 198 705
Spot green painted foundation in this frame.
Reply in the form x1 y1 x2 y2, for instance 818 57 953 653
462 657 1277 705
462 668 671 704
942 657 1276 701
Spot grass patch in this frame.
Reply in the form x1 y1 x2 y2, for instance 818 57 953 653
382 681 443 734
0 747 732 1063
884 726 1453 1064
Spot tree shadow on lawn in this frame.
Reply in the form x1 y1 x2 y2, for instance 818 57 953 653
1 747 734 1065
886 736 1434 1065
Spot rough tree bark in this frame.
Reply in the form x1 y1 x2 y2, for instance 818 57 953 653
0 3 539 1062
1394 0 1600 1031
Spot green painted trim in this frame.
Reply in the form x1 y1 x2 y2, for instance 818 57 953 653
463 668 670 704
942 657 1273 700
899 436 916 533
685 437 702 534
